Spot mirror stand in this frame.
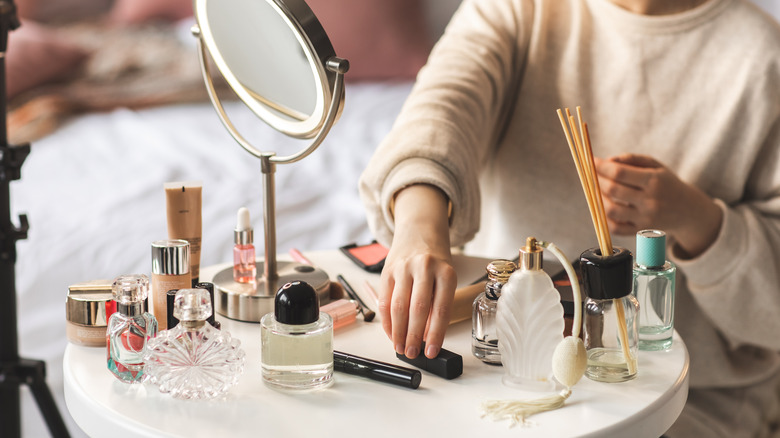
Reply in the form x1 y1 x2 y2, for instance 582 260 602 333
195 26 349 321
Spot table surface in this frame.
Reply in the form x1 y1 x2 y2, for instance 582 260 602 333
64 250 689 438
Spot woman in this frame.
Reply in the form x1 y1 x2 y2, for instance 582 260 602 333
359 0 780 435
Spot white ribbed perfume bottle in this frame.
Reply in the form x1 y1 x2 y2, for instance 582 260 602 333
144 289 245 399
496 238 564 390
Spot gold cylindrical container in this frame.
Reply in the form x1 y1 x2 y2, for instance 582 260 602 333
65 280 116 347
151 239 191 330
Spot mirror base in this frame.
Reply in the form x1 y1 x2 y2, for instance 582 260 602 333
212 261 330 322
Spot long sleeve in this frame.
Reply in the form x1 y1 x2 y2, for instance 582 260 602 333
358 0 534 248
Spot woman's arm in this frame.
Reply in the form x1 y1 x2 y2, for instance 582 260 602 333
379 184 457 359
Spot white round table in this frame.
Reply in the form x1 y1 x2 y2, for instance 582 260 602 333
64 251 689 438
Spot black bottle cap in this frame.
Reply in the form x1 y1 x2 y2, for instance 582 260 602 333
195 282 218 328
579 246 633 300
166 289 179 329
275 281 319 325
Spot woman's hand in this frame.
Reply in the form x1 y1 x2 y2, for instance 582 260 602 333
595 154 723 258
379 184 457 360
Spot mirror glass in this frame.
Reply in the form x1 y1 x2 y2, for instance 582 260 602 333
195 0 336 139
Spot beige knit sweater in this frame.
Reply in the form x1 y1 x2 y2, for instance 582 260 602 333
359 0 780 435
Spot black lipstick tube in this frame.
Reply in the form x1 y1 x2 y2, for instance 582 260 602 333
334 351 422 389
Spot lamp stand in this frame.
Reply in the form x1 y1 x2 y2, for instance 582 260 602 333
0 1 71 436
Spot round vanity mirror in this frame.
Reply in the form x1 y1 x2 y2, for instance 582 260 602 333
193 0 349 322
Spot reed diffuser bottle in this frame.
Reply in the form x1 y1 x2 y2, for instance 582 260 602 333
580 247 639 383
107 274 158 383
472 259 517 364
633 230 676 351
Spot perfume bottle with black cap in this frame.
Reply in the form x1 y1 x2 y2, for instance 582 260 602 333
260 281 334 391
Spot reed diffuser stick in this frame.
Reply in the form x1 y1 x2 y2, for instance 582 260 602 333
557 106 636 375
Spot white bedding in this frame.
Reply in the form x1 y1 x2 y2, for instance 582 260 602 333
14 81 413 437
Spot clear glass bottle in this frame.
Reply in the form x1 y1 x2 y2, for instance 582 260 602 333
581 247 639 383
261 281 334 391
107 274 158 383
472 259 517 364
144 288 245 400
233 207 257 283
633 230 676 351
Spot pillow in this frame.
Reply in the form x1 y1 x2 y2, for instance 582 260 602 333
7 21 88 99
307 0 433 81
108 0 193 25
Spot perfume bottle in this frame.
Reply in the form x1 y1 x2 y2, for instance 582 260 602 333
472 259 517 364
107 274 158 383
633 229 676 351
261 281 334 391
144 289 245 400
233 207 256 283
496 238 564 390
581 247 639 383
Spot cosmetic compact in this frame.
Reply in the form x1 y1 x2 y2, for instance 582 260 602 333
65 280 116 347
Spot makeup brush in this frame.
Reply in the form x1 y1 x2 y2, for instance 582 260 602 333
337 274 376 322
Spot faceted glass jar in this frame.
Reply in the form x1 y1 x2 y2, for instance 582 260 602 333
583 294 639 383
145 288 245 399
260 312 333 391
144 322 245 399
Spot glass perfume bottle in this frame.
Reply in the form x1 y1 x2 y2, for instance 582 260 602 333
633 229 676 351
472 259 517 364
107 274 158 383
233 207 257 283
261 281 334 391
144 288 245 400
581 247 639 383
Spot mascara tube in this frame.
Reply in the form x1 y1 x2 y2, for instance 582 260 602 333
334 351 421 389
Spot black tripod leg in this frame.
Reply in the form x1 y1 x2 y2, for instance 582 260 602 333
20 359 71 438
0 376 22 437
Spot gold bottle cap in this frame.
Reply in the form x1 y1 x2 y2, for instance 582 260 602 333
519 237 543 271
486 259 517 282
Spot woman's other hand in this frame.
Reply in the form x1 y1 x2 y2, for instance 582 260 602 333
596 154 723 258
